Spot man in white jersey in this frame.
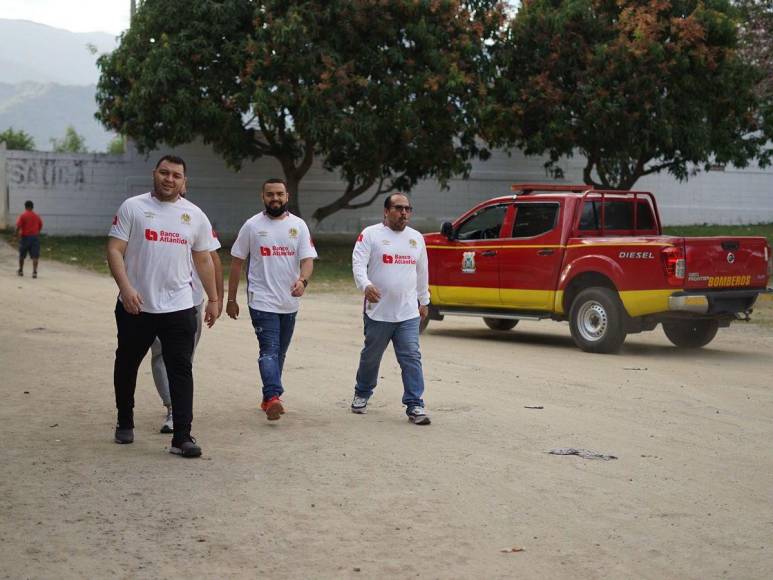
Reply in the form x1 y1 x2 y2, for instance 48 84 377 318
350 193 431 425
107 155 219 458
149 189 224 434
226 178 317 421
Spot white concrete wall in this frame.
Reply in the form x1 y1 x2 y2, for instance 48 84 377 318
4 140 772 237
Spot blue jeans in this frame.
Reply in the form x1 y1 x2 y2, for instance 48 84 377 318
355 315 425 411
249 308 297 400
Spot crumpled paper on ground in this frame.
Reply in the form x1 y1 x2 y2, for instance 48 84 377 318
547 448 618 460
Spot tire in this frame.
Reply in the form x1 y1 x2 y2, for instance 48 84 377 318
569 287 627 354
483 318 519 331
662 319 719 349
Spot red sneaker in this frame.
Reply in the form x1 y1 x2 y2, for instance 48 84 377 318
261 396 285 421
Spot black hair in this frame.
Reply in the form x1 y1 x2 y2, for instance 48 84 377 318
24 200 33 210
155 154 187 174
384 192 408 209
262 177 288 192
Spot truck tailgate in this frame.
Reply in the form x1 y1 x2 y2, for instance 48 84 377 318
683 237 769 290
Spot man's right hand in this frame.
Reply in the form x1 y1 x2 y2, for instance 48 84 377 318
364 284 381 303
120 285 143 314
226 300 240 319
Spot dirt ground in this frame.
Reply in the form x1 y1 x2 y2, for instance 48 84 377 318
1 240 772 580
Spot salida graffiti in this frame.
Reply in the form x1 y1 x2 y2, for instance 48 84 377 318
9 158 87 188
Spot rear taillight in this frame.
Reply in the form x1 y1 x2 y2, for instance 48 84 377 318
661 246 685 286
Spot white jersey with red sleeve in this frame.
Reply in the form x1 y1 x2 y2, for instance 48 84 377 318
230 212 318 314
352 223 429 322
109 192 215 314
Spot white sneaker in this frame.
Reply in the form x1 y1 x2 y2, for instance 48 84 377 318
407 406 431 425
160 407 173 434
351 395 368 414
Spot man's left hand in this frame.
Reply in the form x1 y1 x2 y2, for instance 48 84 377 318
290 279 306 297
419 304 429 320
204 301 219 328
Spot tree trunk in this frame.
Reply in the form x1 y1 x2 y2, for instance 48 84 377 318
276 143 315 218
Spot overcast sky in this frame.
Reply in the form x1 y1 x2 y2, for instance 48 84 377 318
0 0 131 35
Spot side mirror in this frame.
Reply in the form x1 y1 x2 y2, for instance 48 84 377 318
441 221 455 240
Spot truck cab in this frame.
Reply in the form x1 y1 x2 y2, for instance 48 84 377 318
423 184 771 353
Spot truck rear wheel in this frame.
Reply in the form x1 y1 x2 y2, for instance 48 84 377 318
483 318 519 331
569 287 627 354
662 319 719 348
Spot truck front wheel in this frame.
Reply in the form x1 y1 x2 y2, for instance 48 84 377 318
483 318 519 331
569 287 627 354
662 319 719 348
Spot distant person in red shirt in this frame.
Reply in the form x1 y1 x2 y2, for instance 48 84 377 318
15 200 43 278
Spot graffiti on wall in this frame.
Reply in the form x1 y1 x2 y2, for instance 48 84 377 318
8 158 88 188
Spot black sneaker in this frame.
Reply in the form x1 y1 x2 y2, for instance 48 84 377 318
169 436 202 458
407 406 431 425
114 424 134 444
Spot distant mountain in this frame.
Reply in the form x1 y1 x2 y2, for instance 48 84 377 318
0 82 115 152
0 19 119 151
0 19 117 85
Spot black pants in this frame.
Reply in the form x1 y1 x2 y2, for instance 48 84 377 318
114 301 197 440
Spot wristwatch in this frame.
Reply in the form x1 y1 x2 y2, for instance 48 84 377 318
300 278 308 288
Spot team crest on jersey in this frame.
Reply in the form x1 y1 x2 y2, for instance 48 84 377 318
181 213 191 225
258 230 268 237
462 251 476 273
144 211 155 219
288 227 299 239
382 240 392 246
409 239 417 248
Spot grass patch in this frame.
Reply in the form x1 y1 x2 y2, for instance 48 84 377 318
663 223 773 246
1 231 359 291
2 231 112 274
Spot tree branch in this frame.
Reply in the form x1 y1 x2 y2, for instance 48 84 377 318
641 160 678 176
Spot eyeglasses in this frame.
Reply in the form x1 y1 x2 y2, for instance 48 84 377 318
390 205 413 213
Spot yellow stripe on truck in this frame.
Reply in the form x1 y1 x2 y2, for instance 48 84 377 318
429 285 501 306
430 285 555 310
618 289 673 317
430 285 675 318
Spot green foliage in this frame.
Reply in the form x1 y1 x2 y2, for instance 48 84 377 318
106 135 125 154
664 222 773 246
487 0 771 189
0 127 36 151
50 126 89 153
96 0 505 224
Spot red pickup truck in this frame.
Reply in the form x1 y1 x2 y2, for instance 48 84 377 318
422 184 772 353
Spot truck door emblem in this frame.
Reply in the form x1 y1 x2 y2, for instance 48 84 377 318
462 251 476 273
727 252 735 264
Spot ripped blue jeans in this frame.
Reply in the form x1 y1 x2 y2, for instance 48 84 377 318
248 308 297 401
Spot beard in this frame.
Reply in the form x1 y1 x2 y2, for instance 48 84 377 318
265 202 288 217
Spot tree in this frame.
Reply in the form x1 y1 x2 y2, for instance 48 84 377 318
106 135 126 155
486 0 771 189
96 0 505 224
51 126 89 153
736 0 772 100
735 0 773 167
0 127 36 151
